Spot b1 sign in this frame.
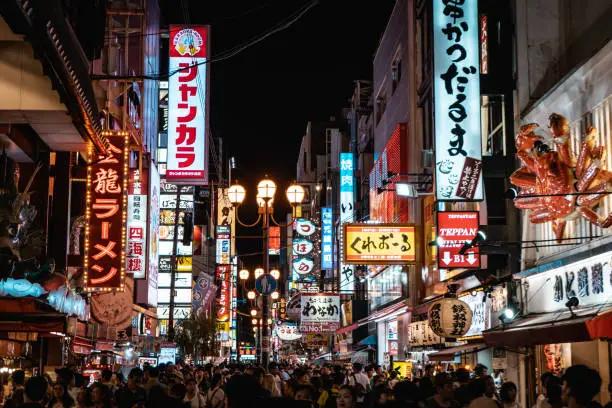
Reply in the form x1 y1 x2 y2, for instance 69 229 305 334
433 0 482 200
167 26 209 185
437 211 480 268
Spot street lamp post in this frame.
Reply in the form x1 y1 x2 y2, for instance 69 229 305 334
230 179 304 368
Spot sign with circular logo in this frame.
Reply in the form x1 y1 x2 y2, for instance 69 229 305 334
293 238 314 255
255 274 277 295
296 219 316 236
292 257 314 275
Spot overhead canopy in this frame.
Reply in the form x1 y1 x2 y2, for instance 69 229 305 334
585 309 612 340
428 343 488 362
357 334 377 347
482 308 604 347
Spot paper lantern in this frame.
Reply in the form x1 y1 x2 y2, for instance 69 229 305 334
428 298 473 338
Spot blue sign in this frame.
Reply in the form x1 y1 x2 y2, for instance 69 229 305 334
255 274 277 295
339 153 355 293
321 207 333 269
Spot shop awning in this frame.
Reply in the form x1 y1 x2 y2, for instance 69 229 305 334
357 334 377 346
336 323 358 335
482 308 600 347
428 343 488 362
585 309 612 339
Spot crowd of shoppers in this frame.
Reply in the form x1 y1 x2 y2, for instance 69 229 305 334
0 361 607 408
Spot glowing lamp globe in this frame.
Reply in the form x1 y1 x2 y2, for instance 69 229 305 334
250 309 258 317
286 184 305 205
257 178 277 199
254 268 264 279
251 318 258 325
270 269 280 280
271 291 279 300
252 327 257 332
239 269 250 280
427 298 473 338
267 318 272 325
256 195 274 208
228 184 246 205
247 290 256 300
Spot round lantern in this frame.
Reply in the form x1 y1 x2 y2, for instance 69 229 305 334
427 297 473 338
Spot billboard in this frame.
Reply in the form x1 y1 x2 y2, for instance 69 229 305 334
300 294 341 333
339 153 355 293
433 0 483 200
216 265 230 322
127 170 148 279
147 165 160 306
217 188 235 262
321 207 333 270
437 211 480 268
167 26 209 184
268 226 281 255
343 224 416 264
85 131 128 291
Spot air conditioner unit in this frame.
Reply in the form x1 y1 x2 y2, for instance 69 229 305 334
421 149 433 169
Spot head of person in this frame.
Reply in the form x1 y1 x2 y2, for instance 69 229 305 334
546 376 562 405
148 367 160 379
500 382 518 403
55 368 75 387
77 389 92 407
294 368 309 385
375 365 383 375
52 383 68 400
374 384 392 405
210 373 223 389
337 385 357 408
262 374 279 396
320 366 329 376
12 370 25 386
474 364 488 378
425 365 435 377
295 384 315 405
169 383 187 400
185 378 197 394
419 376 435 400
353 363 363 373
127 368 144 389
251 367 265 384
101 369 113 383
24 376 48 404
455 368 470 384
434 373 454 402
268 362 279 375
540 372 555 397
365 365 375 378
484 375 496 397
393 380 419 403
561 365 602 408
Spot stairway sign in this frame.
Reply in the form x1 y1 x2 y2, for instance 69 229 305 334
437 211 480 269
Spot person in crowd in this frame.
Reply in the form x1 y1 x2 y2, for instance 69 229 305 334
419 377 435 401
100 371 116 395
351 364 371 393
425 373 455 408
424 366 436 383
167 383 189 408
392 380 420 408
5 370 26 408
143 366 168 408
262 374 281 397
337 385 358 408
295 384 316 407
544 377 562 408
22 377 48 408
533 373 555 408
453 368 472 408
294 369 311 386
183 378 204 408
74 389 91 408
468 378 499 408
484 376 499 401
48 383 74 408
561 365 602 408
90 383 112 408
54 369 79 402
500 382 521 408
474 365 489 379
205 374 225 408
115 368 146 408
372 384 392 406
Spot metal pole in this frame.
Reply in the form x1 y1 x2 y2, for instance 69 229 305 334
261 204 270 369
167 187 181 341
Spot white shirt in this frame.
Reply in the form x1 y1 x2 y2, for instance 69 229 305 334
184 392 205 408
352 372 370 391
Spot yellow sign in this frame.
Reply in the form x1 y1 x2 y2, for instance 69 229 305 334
343 223 416 264
393 361 413 379
216 322 229 333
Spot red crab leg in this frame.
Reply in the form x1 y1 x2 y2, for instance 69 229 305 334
529 208 557 223
575 127 598 179
576 161 602 192
576 181 611 207
578 207 612 228
510 167 537 188
552 220 566 243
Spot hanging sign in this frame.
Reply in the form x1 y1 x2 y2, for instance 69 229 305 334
167 26 209 185
296 219 316 236
433 0 483 200
300 294 341 333
292 257 315 276
276 322 301 341
437 211 481 268
127 169 148 279
84 131 129 291
293 239 314 256
343 223 416 264
216 265 230 322
339 153 355 293
321 207 333 269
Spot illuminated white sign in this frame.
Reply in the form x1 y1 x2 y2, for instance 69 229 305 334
293 257 314 275
127 194 147 278
433 0 483 200
339 153 355 293
167 26 209 185
147 165 160 306
321 207 333 269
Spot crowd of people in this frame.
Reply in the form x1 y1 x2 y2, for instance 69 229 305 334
0 361 608 408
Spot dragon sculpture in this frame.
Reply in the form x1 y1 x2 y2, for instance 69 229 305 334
510 113 612 242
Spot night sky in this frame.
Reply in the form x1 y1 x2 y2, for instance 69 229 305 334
161 0 395 260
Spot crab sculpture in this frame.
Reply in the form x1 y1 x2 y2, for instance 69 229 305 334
510 113 612 242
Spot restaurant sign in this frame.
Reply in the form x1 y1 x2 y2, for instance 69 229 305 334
343 224 416 264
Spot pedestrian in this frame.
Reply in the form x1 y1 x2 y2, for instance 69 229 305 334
425 373 455 408
90 383 112 408
114 368 146 408
167 383 190 408
54 369 79 402
467 378 499 408
74 389 91 408
99 371 116 395
184 378 205 408
544 376 563 408
351 364 371 393
48 383 74 408
392 380 420 408
561 365 602 408
21 377 48 408
533 373 555 408
205 374 225 408
262 374 281 397
336 385 358 408
500 382 521 408
372 384 392 406
295 384 316 408
5 370 25 408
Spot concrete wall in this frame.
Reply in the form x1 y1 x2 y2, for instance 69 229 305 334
373 0 409 155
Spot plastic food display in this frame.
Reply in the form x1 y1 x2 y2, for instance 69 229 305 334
510 113 612 242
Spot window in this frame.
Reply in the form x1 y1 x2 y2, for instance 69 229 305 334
376 92 386 125
391 53 402 93
481 94 506 156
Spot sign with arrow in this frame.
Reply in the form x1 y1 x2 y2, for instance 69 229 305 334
437 211 480 269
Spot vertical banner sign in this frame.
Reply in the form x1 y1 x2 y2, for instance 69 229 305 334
167 26 209 184
85 131 129 291
127 169 148 279
216 265 230 322
217 188 235 261
339 153 355 293
433 0 483 200
437 211 480 268
268 226 281 255
321 207 333 270
216 225 230 265
147 165 160 306
292 219 316 280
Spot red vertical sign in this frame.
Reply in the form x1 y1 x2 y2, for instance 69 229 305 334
437 211 481 269
85 131 129 291
268 226 280 255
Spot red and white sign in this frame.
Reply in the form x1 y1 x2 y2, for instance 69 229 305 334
84 131 129 291
127 169 148 279
167 26 209 185
437 211 480 268
216 265 230 322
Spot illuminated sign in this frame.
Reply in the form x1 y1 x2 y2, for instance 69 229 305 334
300 294 341 333
216 225 230 265
147 165 160 306
216 265 230 322
296 219 316 236
217 188 235 264
433 0 482 200
339 153 355 293
321 207 333 269
167 26 209 184
276 322 301 341
292 257 314 276
343 224 416 264
437 211 480 268
127 170 147 279
268 226 280 255
84 130 128 292
293 238 314 256
292 218 319 281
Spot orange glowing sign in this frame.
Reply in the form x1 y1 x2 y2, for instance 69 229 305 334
84 131 129 292
343 223 416 264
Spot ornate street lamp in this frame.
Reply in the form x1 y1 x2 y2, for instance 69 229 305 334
270 269 280 280
286 184 305 205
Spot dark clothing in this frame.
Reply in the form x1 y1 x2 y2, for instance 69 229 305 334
146 383 169 408
5 388 25 408
425 397 453 408
115 386 147 408
21 403 45 408
455 385 472 408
